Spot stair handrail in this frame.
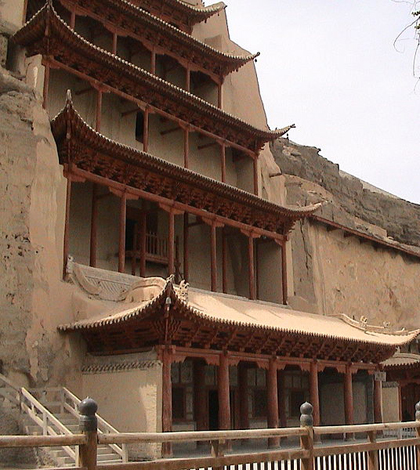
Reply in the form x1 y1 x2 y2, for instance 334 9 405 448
0 373 21 406
61 387 127 462
19 387 77 462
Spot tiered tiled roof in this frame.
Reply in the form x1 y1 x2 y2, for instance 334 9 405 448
13 3 290 153
52 95 319 236
126 0 226 33
57 0 257 79
59 269 419 363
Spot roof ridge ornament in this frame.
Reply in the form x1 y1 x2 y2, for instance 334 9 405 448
178 280 189 303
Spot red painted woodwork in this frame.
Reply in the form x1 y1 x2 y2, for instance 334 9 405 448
210 223 217 292
248 236 255 300
278 370 287 429
112 32 118 55
70 10 76 29
281 240 288 305
89 184 98 267
183 128 189 168
139 212 147 277
118 192 127 273
193 362 207 431
220 144 226 183
162 347 173 457
310 362 320 426
95 89 102 132
222 228 227 293
43 62 50 109
344 365 354 438
238 363 249 432
143 107 149 153
374 378 383 423
183 213 189 282
218 82 223 109
218 353 230 430
267 360 280 448
63 176 72 277
151 49 156 75
168 210 175 275
253 158 258 195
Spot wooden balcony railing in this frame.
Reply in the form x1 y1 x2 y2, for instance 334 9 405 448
2 398 420 470
126 231 180 279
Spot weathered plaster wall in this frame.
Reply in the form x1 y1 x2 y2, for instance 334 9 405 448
82 352 162 459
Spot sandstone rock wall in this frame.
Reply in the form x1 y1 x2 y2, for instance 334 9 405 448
272 139 420 247
0 67 82 387
272 139 420 328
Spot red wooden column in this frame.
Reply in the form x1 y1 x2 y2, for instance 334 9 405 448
222 228 228 293
281 239 288 305
253 157 258 195
344 365 355 439
267 359 280 448
168 209 175 276
238 363 249 431
112 32 118 55
151 49 156 75
373 375 383 423
43 63 50 109
161 347 173 457
183 128 189 168
194 361 207 433
139 212 147 277
118 192 127 273
218 353 231 430
63 176 72 277
183 213 189 282
95 89 102 132
278 369 287 429
243 232 259 300
69 11 76 29
220 143 226 183
210 222 217 292
143 107 150 153
310 362 320 427
218 80 223 109
185 65 191 92
89 184 98 267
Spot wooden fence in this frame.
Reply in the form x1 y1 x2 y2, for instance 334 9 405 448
1 399 420 470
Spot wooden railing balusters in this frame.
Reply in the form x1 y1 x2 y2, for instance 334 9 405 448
300 402 314 470
78 397 98 470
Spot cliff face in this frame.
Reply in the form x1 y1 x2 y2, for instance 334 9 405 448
271 138 420 329
0 68 80 386
272 139 420 248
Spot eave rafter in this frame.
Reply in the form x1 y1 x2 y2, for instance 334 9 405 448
57 0 257 80
13 3 287 153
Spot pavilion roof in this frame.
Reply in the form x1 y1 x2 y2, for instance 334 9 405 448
51 96 319 235
382 352 420 370
56 0 257 79
59 267 419 364
13 3 288 153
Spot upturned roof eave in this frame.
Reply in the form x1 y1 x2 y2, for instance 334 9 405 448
12 3 289 148
51 95 321 221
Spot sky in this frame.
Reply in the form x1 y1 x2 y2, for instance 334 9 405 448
223 0 420 205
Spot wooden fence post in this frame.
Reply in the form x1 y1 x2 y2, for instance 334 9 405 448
78 397 98 470
367 431 378 470
416 401 420 468
300 402 314 470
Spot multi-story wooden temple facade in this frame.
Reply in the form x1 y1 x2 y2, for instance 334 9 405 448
11 0 419 456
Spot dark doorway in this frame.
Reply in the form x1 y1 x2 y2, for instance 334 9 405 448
209 390 219 430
